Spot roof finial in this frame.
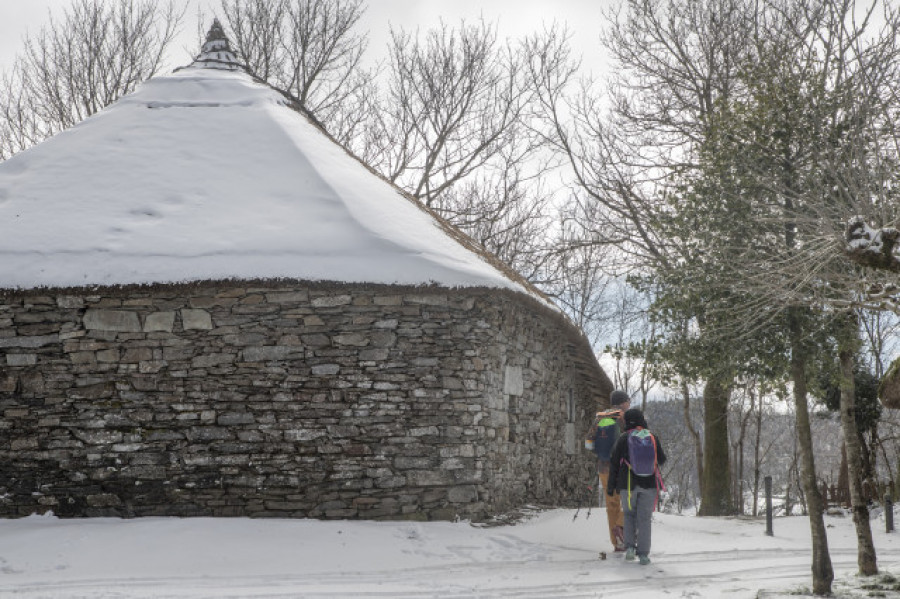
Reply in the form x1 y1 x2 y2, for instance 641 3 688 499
182 19 243 72
205 18 228 44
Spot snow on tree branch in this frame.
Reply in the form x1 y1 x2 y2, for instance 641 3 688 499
845 216 900 273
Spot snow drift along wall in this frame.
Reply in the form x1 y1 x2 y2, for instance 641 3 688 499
0 282 605 520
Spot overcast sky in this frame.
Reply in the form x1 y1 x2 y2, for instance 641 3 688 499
0 0 614 76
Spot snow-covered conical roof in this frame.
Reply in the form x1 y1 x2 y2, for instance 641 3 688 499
0 24 542 303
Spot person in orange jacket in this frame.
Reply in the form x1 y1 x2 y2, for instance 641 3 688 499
585 389 631 552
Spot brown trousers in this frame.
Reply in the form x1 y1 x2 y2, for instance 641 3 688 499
599 465 624 548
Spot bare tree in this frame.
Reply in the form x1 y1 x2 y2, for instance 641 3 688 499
598 280 660 409
530 0 765 520
530 0 900 590
218 0 374 145
730 382 759 514
0 0 183 160
433 137 557 283
363 19 535 210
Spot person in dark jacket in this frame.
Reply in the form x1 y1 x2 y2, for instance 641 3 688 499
607 408 666 565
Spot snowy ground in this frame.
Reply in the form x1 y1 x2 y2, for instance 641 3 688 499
1 508 899 598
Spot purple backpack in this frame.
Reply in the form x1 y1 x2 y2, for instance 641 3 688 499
626 428 657 477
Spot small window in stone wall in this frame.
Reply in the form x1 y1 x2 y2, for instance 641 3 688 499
564 388 577 454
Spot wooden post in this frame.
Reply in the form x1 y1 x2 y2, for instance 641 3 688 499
886 494 894 533
765 476 774 536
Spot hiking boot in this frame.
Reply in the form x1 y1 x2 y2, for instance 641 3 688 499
638 554 651 565
625 547 636 561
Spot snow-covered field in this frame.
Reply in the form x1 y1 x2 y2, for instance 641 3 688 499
1 508 899 598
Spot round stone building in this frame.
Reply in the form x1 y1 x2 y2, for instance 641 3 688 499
0 24 612 520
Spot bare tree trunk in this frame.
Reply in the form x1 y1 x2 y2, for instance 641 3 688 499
681 379 704 499
838 445 850 506
838 312 878 576
699 376 733 516
733 387 754 515
752 397 763 517
791 314 834 595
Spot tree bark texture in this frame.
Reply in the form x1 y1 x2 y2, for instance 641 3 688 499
791 315 834 595
698 376 733 516
838 317 878 576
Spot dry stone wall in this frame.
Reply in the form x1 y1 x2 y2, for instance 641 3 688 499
0 282 599 520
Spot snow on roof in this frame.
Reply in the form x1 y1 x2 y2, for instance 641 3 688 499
0 25 543 304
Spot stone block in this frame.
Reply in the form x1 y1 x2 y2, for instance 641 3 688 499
311 295 351 307
241 346 293 362
11 438 39 450
146 430 185 442
266 291 309 303
57 296 85 309
223 333 266 346
442 377 463 390
311 364 340 376
75 430 123 444
189 427 234 441
6 353 37 366
0 334 59 348
408 426 439 437
181 309 213 330
217 412 255 426
83 309 141 332
503 365 524 396
265 501 309 511
144 312 176 332
370 332 396 347
191 353 233 368
413 357 439 367
68 382 114 400
123 466 167 480
326 425 360 438
111 443 143 453
19 371 45 393
394 456 432 469
359 348 389 361
406 470 456 486
138 360 167 373
406 294 449 306
122 347 153 363
162 347 194 361
284 429 326 442
96 348 120 363
301 334 330 347
87 493 122 507
372 295 402 306
375 476 406 489
447 485 478 503
334 333 368 347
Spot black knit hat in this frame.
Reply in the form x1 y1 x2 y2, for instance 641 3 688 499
623 408 648 431
610 389 631 406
